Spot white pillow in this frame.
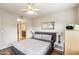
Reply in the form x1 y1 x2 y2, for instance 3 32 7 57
34 34 42 39
34 34 52 41
41 34 52 41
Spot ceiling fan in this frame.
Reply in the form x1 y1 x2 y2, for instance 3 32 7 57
20 3 40 15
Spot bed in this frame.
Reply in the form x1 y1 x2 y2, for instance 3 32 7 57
11 32 56 55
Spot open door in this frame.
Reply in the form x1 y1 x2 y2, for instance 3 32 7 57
17 18 27 41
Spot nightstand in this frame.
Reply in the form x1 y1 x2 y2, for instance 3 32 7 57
53 42 64 55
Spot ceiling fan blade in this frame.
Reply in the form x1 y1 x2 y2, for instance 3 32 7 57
19 3 40 15
28 5 33 9
20 9 28 11
32 9 40 11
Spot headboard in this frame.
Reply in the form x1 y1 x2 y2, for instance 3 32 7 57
34 32 56 44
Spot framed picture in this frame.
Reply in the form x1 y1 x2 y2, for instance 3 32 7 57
41 21 55 29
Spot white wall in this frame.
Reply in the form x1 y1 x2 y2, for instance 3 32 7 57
0 9 32 49
26 18 32 39
0 16 2 43
76 6 79 24
32 8 77 32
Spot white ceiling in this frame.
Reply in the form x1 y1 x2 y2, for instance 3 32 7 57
0 3 78 18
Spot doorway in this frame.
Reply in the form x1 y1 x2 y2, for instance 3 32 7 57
17 18 27 41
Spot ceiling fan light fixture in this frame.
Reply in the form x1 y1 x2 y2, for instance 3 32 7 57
20 3 40 16
26 10 37 15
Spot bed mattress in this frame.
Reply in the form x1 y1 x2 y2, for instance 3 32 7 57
12 39 51 55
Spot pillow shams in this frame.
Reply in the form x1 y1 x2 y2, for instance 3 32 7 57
33 34 52 41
